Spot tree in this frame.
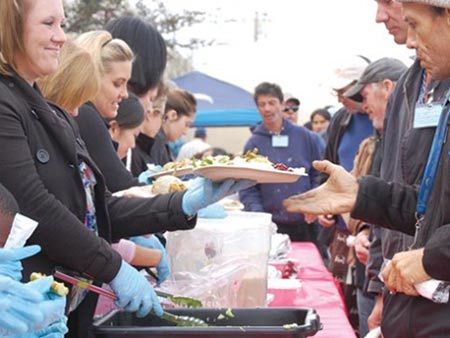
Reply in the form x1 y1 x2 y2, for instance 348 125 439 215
135 0 210 51
64 0 131 33
64 0 212 77
135 0 212 77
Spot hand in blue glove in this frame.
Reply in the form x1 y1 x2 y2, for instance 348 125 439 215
130 235 170 286
24 276 66 333
198 202 227 219
0 276 39 335
182 177 256 216
109 260 163 317
138 165 163 184
0 275 66 336
0 245 41 281
11 317 68 338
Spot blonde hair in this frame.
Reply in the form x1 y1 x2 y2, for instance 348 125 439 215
38 40 101 113
74 30 134 76
152 80 169 116
0 0 28 75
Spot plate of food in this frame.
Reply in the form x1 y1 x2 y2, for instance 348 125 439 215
194 165 306 183
147 159 194 179
192 149 307 184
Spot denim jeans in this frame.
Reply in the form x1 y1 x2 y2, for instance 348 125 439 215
357 288 375 337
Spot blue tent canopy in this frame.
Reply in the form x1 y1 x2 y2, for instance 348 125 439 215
173 71 261 127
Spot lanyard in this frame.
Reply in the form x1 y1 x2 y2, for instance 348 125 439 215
416 89 450 217
410 89 450 249
418 71 428 103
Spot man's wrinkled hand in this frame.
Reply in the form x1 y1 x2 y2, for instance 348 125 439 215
381 248 430 296
283 160 358 215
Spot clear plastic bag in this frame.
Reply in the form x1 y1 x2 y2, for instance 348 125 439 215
166 211 275 307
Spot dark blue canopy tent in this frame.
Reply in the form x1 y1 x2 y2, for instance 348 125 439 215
173 71 261 127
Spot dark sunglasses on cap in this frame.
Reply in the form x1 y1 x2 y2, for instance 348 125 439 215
283 105 299 113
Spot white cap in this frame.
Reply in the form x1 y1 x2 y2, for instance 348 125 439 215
328 55 369 90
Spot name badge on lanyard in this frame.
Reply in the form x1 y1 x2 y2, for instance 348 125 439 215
272 135 289 148
413 103 442 129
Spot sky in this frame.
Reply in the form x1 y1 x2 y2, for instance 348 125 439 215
146 0 414 119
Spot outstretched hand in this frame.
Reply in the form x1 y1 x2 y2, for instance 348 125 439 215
283 160 358 215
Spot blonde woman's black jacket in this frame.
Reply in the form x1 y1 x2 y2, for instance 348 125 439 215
0 71 195 283
75 102 139 193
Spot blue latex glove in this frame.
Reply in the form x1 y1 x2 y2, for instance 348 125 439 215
129 235 170 286
11 317 68 338
109 260 163 317
182 177 256 216
198 202 227 219
138 165 162 184
0 276 66 336
0 245 41 281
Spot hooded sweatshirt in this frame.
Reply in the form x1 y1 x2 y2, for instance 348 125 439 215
239 120 324 225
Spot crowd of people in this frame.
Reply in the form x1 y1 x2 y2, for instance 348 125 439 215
1 0 450 338
0 1 254 337
284 0 450 337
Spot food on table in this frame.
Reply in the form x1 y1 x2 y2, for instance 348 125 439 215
152 175 187 194
281 260 298 279
30 272 69 296
225 308 235 318
215 308 234 320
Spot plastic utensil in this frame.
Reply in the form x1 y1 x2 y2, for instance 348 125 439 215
155 289 203 308
54 270 206 326
159 310 208 327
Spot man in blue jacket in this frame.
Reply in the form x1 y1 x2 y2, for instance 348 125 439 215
239 82 324 242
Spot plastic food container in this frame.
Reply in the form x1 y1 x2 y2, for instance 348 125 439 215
165 211 275 308
91 307 321 338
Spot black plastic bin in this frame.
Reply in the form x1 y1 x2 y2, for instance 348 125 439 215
91 307 321 338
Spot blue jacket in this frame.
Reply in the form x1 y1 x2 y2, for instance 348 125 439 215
239 120 324 225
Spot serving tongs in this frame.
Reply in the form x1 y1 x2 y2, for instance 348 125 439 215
143 268 202 308
54 270 208 327
155 289 203 308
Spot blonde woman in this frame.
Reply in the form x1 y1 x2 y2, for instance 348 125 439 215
38 40 101 116
73 30 139 192
38 39 165 273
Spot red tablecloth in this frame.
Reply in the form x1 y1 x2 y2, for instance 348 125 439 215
268 242 356 338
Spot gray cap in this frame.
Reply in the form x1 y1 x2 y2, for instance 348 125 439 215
344 58 407 99
397 0 450 8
